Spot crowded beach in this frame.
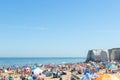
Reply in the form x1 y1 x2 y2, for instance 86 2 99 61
0 61 120 80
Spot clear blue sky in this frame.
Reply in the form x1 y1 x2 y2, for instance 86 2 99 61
0 0 120 57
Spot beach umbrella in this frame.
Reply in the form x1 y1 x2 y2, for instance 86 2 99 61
22 65 28 68
32 68 43 76
96 74 119 80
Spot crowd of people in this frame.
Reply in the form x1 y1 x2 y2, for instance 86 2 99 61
0 61 120 80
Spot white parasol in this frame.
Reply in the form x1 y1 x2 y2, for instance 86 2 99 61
32 68 43 76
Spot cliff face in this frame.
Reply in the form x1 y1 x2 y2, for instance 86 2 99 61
86 49 109 62
86 48 120 62
109 48 120 61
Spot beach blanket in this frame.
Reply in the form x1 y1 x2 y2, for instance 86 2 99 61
81 73 98 80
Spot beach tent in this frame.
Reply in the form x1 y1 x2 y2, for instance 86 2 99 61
96 74 119 80
32 68 43 76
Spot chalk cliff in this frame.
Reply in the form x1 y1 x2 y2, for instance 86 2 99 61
109 48 120 61
86 48 120 62
86 49 109 62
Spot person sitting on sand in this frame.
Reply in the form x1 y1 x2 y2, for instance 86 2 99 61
108 63 118 74
90 68 98 80
61 71 67 75
52 73 57 78
57 71 62 80
37 73 44 80
84 67 91 75
77 66 83 75
71 68 76 73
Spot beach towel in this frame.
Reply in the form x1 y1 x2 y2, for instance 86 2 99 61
81 73 92 80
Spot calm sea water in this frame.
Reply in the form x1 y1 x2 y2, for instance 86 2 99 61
0 57 86 67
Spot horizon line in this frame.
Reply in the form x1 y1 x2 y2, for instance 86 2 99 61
0 57 86 58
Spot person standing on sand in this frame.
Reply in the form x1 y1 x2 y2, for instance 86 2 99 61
37 73 44 80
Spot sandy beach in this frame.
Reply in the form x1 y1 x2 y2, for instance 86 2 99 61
0 61 120 80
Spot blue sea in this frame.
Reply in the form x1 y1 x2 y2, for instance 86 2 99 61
0 57 86 67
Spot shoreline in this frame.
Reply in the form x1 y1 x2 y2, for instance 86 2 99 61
0 57 86 67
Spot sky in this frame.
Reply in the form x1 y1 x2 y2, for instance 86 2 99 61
0 0 120 57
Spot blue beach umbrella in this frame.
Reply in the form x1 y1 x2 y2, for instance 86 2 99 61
22 66 28 68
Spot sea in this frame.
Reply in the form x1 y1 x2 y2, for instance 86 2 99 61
0 57 86 67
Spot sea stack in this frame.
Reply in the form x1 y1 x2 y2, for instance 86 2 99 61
86 48 120 62
86 49 109 62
